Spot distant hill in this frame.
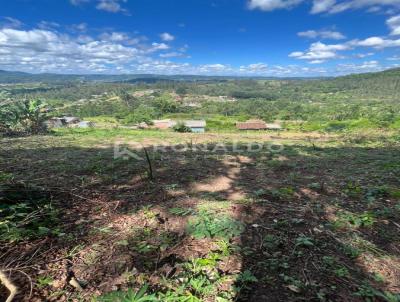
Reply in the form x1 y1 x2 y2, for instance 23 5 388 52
0 68 399 100
311 68 400 99
0 69 317 84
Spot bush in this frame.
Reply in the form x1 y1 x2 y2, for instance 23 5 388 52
123 105 157 125
173 122 192 133
0 99 48 135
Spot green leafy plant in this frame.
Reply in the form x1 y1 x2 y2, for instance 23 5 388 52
186 210 244 239
295 235 314 248
237 270 258 284
0 172 13 183
333 211 375 229
354 283 400 302
344 182 363 198
37 276 54 288
0 187 59 243
0 99 48 135
97 284 157 302
169 207 196 216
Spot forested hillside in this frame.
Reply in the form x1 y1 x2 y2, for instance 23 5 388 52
1 68 400 132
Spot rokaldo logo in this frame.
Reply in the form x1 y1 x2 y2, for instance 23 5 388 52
114 140 284 160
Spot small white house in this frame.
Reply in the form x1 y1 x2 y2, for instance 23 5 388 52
184 120 206 133
63 117 80 125
266 123 283 131
76 121 95 128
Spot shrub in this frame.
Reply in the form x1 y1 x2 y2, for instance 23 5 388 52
123 105 157 125
173 122 192 133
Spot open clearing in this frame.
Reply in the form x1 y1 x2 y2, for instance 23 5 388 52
1 129 400 301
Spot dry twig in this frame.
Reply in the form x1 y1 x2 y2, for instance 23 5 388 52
0 270 18 302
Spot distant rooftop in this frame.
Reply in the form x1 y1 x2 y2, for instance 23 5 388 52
184 120 206 128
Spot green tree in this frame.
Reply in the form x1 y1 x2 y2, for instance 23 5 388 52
0 99 48 135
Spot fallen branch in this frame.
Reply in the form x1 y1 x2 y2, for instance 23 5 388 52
0 270 17 302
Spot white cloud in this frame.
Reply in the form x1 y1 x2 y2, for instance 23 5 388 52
249 0 400 14
311 0 336 13
387 15 400 35
239 63 268 73
248 0 400 14
100 32 129 42
71 23 88 32
311 0 400 14
292 28 400 64
0 23 397 77
387 54 400 60
37 21 60 30
354 52 375 58
70 0 90 5
336 60 383 73
247 0 304 11
289 41 349 62
0 28 167 73
1 17 24 29
159 32 175 42
352 36 400 48
96 0 128 13
200 64 231 71
159 52 189 58
149 42 170 52
298 29 346 40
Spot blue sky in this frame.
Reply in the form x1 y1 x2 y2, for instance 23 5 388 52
1 0 400 76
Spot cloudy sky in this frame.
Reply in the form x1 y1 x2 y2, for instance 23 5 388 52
1 0 400 76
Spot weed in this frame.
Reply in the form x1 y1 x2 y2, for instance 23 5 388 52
373 273 385 283
0 189 59 242
96 284 157 302
165 184 179 190
389 189 400 199
216 240 236 257
92 226 113 234
141 206 157 220
253 186 295 201
341 244 362 259
186 210 244 240
345 182 363 198
0 172 13 182
365 186 389 203
354 283 400 302
334 267 349 278
37 276 54 288
333 211 375 230
295 235 314 248
136 242 157 254
169 207 195 216
189 276 215 296
263 234 282 250
236 270 258 284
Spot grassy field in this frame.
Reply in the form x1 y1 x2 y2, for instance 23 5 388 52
1 128 400 301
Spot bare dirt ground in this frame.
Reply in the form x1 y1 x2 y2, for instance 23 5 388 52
0 129 399 301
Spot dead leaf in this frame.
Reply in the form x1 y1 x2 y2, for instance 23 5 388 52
287 284 301 293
